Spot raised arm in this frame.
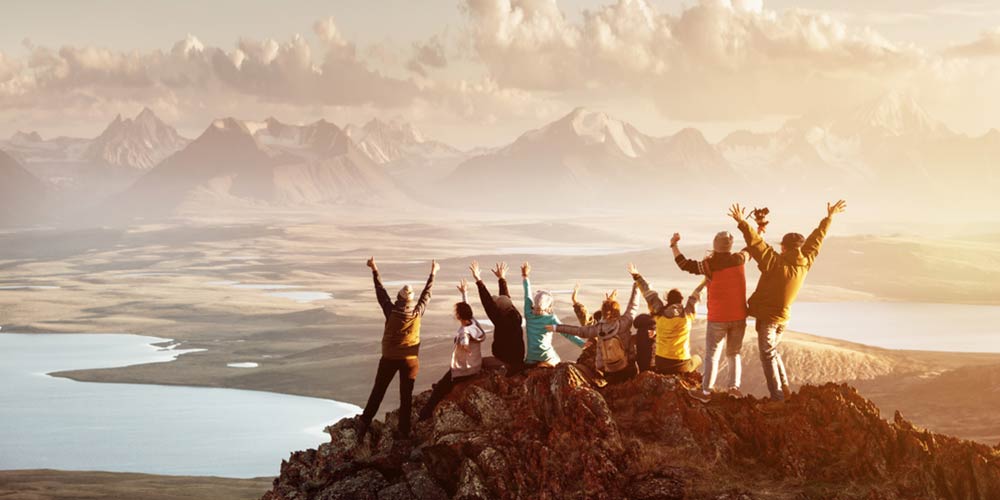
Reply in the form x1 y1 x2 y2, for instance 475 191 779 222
571 284 591 325
802 200 845 267
628 263 664 312
412 260 439 317
671 233 706 276
623 282 640 320
493 262 511 297
731 203 778 273
471 261 500 319
684 279 708 318
521 262 533 315
367 257 392 318
554 322 601 339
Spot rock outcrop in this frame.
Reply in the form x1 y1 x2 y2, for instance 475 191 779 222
262 365 1000 500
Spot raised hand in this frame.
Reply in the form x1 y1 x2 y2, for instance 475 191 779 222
521 261 531 279
470 260 481 281
605 289 618 301
431 260 440 276
827 200 847 218
627 262 638 275
571 283 580 304
728 203 747 223
492 262 508 280
457 278 468 294
670 233 681 247
366 256 377 272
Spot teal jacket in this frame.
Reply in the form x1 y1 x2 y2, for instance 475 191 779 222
523 278 585 364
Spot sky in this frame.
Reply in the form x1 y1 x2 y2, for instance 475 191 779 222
2 0 1000 148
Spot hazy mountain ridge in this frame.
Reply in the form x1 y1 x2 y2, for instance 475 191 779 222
2 91 997 225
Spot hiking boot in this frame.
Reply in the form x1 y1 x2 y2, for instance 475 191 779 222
760 400 786 414
782 384 793 400
687 388 712 404
727 387 744 398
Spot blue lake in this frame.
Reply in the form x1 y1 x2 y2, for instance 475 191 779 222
0 333 359 478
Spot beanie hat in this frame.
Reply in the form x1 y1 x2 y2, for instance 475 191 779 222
713 231 734 253
781 232 805 249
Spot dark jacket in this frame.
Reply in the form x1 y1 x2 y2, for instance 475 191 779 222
675 250 749 322
738 217 830 324
475 278 525 366
373 270 433 359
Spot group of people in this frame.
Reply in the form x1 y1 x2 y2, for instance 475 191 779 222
355 200 847 441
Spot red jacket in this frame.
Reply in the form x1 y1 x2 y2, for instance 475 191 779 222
674 251 748 322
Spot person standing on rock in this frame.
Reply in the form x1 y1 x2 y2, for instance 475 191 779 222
730 200 846 403
547 279 641 384
630 263 707 375
357 257 438 442
522 261 586 367
417 279 489 421
469 260 526 374
671 231 751 403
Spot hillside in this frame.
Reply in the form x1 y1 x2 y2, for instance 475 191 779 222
0 150 47 226
263 365 1000 500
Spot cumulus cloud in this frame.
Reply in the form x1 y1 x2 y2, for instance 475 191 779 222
945 27 1000 58
460 0 930 120
0 16 419 118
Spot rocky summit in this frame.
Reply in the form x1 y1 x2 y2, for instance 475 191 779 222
262 365 1000 500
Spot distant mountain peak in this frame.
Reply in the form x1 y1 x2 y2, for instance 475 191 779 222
346 117 459 165
540 107 645 158
839 90 948 138
10 130 43 143
210 117 251 134
84 108 188 169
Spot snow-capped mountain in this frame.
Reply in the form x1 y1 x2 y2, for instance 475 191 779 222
112 117 412 216
831 90 949 139
0 149 47 225
345 118 462 166
447 108 739 209
83 107 188 169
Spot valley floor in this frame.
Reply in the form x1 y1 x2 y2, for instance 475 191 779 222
0 470 271 500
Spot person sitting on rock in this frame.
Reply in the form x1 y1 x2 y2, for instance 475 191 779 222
469 260 525 374
548 278 641 384
569 283 603 374
729 200 846 404
630 262 707 375
418 279 489 421
357 257 437 442
671 231 751 403
632 312 656 372
521 261 585 367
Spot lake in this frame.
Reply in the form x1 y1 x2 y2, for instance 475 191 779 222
784 302 1000 353
0 333 359 478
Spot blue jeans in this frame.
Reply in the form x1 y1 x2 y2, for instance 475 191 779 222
756 321 789 401
702 320 745 392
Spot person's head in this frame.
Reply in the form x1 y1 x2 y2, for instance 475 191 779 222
454 302 474 323
397 284 413 303
532 290 554 316
665 288 684 306
713 231 734 254
600 298 621 322
780 232 805 255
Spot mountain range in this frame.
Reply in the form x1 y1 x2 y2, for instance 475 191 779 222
1 91 997 224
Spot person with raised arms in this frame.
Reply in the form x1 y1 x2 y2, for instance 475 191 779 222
730 200 846 405
469 260 526 374
521 261 585 367
629 262 707 375
357 257 437 442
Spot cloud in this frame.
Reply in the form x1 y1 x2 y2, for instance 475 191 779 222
407 35 448 76
460 0 930 120
0 17 419 115
944 27 1000 58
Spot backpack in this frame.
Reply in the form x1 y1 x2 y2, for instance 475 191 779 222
597 327 629 373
